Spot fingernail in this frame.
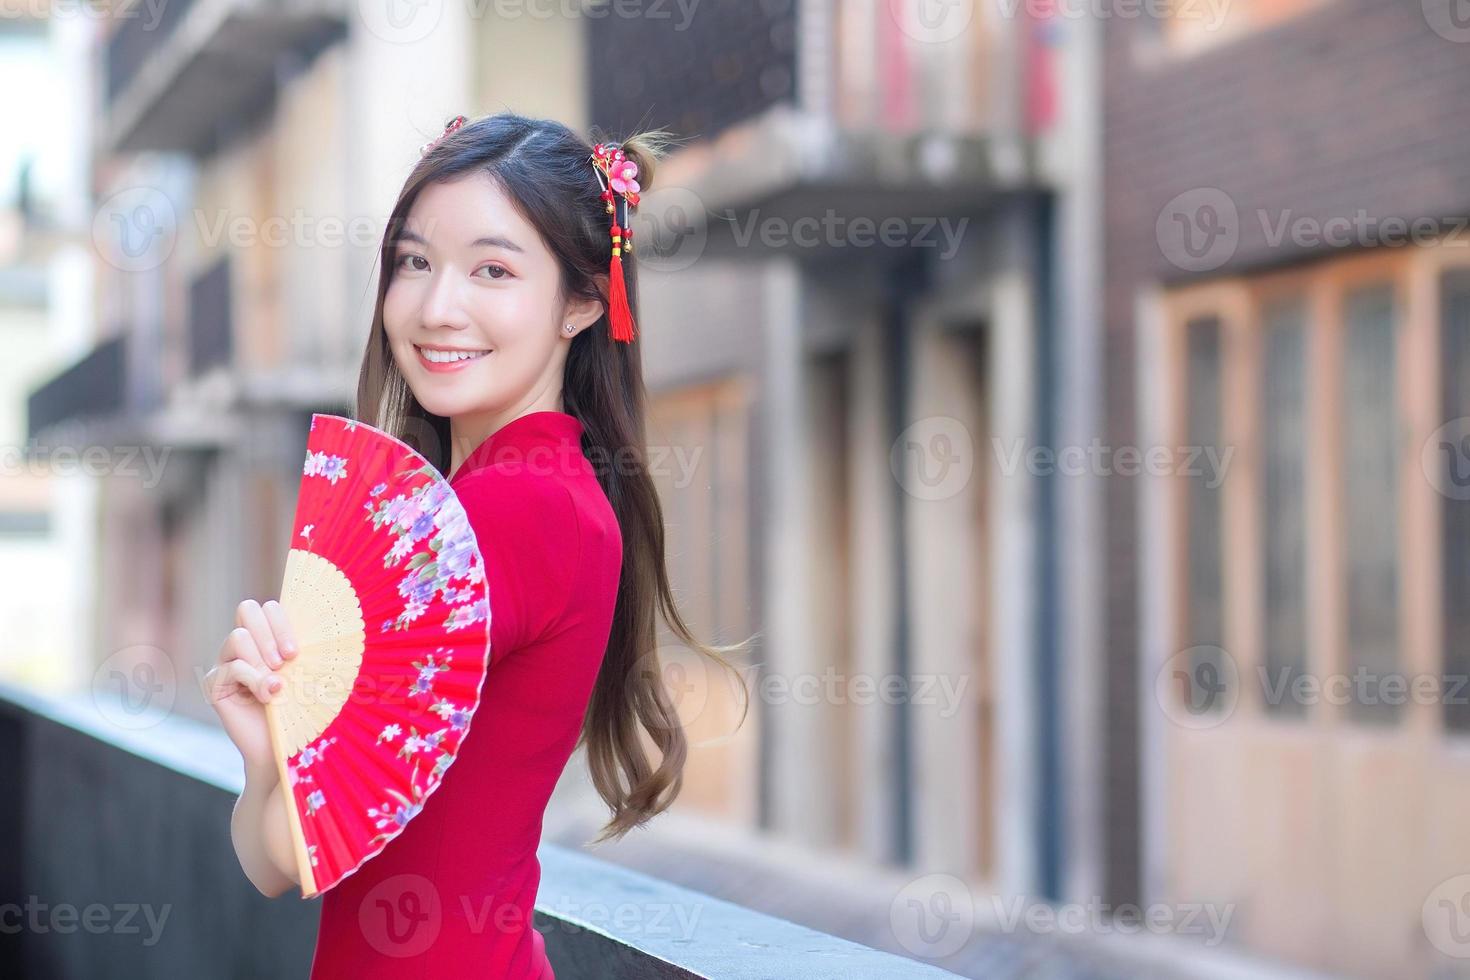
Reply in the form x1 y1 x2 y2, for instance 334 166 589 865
269 677 283 692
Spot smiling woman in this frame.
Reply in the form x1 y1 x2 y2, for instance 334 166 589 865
205 111 757 980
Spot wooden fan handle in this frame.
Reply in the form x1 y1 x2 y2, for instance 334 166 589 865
265 662 319 896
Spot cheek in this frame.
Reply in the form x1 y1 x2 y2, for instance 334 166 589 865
382 281 415 337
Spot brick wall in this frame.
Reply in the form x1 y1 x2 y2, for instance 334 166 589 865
1100 0 1470 903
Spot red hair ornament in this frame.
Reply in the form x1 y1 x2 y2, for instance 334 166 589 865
590 142 641 344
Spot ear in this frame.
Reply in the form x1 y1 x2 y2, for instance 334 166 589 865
565 291 606 333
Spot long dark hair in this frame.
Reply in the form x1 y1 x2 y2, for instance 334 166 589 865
354 111 750 842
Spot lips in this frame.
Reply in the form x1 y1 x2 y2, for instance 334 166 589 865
414 344 491 373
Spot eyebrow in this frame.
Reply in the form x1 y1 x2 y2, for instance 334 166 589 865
396 229 524 253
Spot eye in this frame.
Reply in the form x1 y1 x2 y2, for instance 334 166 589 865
396 253 429 272
475 263 511 280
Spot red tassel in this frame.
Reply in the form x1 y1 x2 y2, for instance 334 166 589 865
608 222 637 344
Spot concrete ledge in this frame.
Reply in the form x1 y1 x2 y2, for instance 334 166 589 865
0 681 962 979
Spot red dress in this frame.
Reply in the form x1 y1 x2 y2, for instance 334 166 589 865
307 410 623 979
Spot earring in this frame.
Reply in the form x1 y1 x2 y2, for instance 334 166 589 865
564 323 575 334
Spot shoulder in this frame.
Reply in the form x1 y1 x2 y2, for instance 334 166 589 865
453 464 582 653
454 463 581 562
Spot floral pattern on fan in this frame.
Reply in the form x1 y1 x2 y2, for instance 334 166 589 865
303 450 349 484
364 469 488 634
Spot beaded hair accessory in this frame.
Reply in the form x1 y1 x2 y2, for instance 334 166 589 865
418 114 468 157
589 142 640 344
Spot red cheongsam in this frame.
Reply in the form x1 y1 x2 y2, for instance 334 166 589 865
307 410 622 979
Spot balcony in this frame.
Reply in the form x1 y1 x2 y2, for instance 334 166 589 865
25 334 128 442
105 0 347 155
0 681 963 979
25 328 243 453
589 0 1043 257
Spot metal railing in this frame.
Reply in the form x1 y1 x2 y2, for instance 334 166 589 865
25 334 128 442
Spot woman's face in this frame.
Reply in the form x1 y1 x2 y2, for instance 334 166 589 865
382 172 601 423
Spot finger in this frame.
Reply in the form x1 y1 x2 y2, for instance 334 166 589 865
200 665 221 701
221 658 281 705
237 600 283 668
222 626 267 673
262 600 298 659
203 658 253 703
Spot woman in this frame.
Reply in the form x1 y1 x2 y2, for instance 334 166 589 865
201 111 749 978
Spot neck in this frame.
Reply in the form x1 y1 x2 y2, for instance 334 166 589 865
447 391 564 478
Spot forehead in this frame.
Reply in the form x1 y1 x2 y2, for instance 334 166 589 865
404 172 540 250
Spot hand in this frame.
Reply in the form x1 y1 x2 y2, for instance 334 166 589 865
202 599 299 778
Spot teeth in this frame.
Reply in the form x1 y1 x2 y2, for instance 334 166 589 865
418 346 488 364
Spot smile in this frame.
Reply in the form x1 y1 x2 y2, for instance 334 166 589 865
415 344 491 372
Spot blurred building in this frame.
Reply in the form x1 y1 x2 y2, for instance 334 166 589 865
1103 1 1470 977
2 12 96 695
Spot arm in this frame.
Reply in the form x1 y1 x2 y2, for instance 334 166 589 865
230 763 301 898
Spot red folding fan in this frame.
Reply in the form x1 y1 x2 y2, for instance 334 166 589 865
264 413 491 898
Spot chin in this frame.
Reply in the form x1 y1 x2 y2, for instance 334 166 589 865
409 386 484 418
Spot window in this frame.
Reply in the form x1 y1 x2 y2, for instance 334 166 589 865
1261 299 1308 717
1342 284 1399 724
1186 316 1229 709
1441 271 1470 733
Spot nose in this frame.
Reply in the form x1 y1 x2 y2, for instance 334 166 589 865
419 268 472 332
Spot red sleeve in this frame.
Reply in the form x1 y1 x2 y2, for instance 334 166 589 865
453 468 582 658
